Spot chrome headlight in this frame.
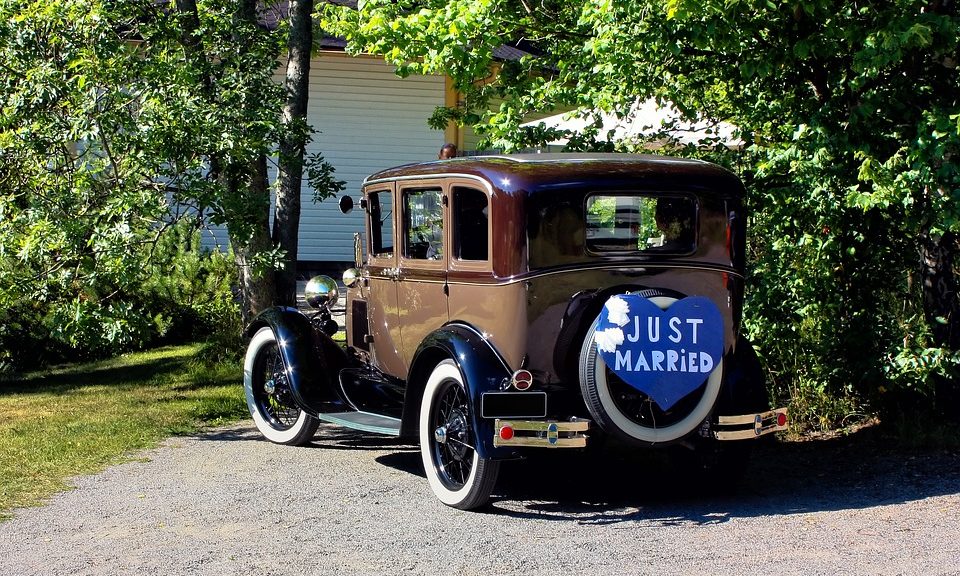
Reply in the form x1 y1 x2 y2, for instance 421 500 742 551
304 275 339 309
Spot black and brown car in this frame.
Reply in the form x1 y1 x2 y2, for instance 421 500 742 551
242 153 787 510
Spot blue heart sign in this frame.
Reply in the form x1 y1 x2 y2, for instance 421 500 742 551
595 294 725 410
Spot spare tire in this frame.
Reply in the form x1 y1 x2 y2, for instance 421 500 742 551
578 293 724 444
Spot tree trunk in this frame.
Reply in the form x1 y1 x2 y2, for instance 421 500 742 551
272 0 314 307
920 228 960 415
231 156 276 324
921 230 960 348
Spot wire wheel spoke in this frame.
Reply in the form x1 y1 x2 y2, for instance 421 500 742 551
254 343 300 431
432 380 474 489
444 456 468 485
607 368 705 429
441 446 470 484
445 436 474 451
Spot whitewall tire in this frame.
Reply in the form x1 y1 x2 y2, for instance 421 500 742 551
243 327 319 445
419 360 499 509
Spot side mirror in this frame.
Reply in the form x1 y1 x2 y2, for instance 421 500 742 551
338 195 354 214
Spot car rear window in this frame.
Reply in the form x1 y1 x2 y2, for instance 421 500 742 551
585 194 696 253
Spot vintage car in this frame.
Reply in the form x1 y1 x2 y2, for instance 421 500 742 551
242 153 787 510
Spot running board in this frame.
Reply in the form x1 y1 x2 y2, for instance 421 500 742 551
317 411 402 436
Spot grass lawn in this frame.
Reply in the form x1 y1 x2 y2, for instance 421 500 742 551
0 344 247 520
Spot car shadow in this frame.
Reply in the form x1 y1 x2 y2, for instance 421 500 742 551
482 425 960 523
203 422 418 452
209 421 959 523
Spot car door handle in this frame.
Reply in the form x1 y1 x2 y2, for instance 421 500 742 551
379 267 400 280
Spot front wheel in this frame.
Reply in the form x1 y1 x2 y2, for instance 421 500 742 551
244 327 319 445
419 360 500 510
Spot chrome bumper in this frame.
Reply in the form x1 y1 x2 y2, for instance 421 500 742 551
493 419 590 448
713 408 788 440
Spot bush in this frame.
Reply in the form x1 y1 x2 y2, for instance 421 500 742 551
140 221 242 344
0 220 241 374
738 144 956 431
0 300 57 373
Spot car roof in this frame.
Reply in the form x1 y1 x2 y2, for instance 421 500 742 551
364 153 743 199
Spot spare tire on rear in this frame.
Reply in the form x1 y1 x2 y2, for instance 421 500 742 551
578 294 724 445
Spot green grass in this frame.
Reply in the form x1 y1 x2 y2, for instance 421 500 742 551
0 344 246 520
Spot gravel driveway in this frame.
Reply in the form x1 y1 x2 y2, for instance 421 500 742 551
1 421 958 576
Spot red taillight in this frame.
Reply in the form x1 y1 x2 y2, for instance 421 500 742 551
499 425 514 441
511 370 533 391
777 412 788 427
725 218 732 256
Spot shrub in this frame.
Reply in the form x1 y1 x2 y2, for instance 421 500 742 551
738 146 955 430
140 221 241 344
0 220 241 374
0 300 56 373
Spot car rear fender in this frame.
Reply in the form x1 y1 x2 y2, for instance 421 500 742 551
401 322 515 459
714 335 770 416
245 307 348 415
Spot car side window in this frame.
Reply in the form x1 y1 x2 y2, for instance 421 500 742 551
368 189 394 258
453 186 489 261
403 187 444 260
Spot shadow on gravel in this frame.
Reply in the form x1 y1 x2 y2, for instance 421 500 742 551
197 427 266 442
484 425 960 524
302 426 427 476
210 421 959 524
200 423 418 453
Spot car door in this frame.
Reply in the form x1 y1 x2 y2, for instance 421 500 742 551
396 181 449 366
363 184 407 380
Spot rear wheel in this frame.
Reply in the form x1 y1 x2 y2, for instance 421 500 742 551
244 327 319 445
419 360 499 509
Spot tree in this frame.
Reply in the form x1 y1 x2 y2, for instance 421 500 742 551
168 0 341 320
168 0 284 322
274 0 314 308
324 0 960 423
0 1 176 355
0 0 341 364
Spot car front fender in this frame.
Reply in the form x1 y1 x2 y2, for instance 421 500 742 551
245 307 348 416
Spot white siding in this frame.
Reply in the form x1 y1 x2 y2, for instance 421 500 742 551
202 54 446 262
301 55 445 262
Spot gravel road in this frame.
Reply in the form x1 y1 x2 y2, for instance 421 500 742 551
1 421 958 576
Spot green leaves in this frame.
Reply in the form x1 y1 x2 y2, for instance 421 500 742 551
0 0 333 362
322 0 955 423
